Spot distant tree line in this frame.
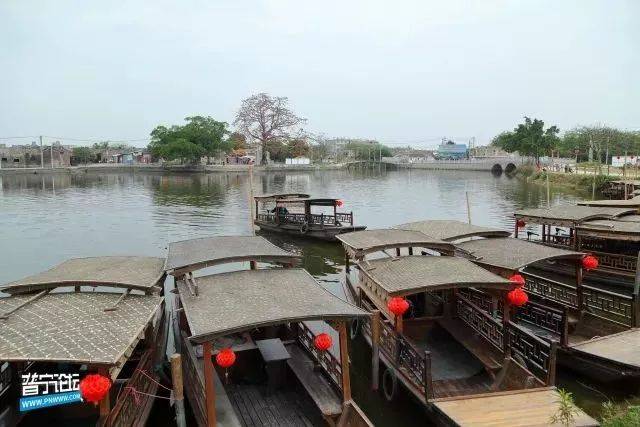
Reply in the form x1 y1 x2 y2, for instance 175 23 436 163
492 117 640 163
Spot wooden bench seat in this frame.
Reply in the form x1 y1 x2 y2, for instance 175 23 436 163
286 344 343 418
437 317 503 372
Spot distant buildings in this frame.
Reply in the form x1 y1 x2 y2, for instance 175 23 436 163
0 142 71 168
435 140 468 160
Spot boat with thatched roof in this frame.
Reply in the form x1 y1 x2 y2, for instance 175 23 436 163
253 194 366 241
0 256 167 426
456 236 640 384
336 228 597 426
165 235 372 427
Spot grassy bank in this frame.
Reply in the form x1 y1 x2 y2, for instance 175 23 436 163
516 165 616 193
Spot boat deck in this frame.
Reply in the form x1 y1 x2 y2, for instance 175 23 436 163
569 328 640 371
432 388 598 427
226 382 325 427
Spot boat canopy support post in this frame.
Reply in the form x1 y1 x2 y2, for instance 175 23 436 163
338 321 352 403
575 263 584 313
546 341 558 386
633 250 640 327
345 253 350 273
502 291 512 357
98 366 111 421
203 342 217 427
371 310 380 391
514 220 519 239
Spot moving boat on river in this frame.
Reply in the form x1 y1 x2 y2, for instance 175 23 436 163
336 228 597 426
164 235 372 427
254 193 366 241
0 256 168 427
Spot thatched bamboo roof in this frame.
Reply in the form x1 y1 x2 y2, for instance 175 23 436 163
337 229 454 259
576 219 640 239
0 292 162 365
395 220 510 242
177 269 368 343
359 256 510 296
457 238 583 271
578 196 640 208
254 193 310 201
2 257 165 294
514 206 636 225
165 236 300 275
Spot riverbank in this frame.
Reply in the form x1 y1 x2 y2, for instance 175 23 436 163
0 163 346 176
516 166 616 193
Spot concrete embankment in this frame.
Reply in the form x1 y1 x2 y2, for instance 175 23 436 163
391 159 518 173
0 163 346 176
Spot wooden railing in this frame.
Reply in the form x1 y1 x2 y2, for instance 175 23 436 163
256 212 354 226
507 321 555 383
296 322 343 391
522 271 636 327
456 294 504 352
359 299 431 399
105 349 156 427
581 248 637 275
522 272 579 308
180 331 207 427
547 234 573 248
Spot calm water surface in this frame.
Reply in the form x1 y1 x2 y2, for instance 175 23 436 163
0 169 629 425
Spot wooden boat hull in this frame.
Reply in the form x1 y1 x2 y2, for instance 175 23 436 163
255 220 366 241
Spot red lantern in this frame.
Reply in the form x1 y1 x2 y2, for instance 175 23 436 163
387 297 410 317
314 333 332 351
79 374 111 404
582 255 599 271
516 219 526 229
336 199 344 207
509 274 525 287
216 348 236 368
507 287 529 307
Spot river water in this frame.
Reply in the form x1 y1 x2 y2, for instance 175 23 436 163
0 169 632 425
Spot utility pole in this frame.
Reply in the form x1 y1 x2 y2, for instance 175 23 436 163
40 136 44 168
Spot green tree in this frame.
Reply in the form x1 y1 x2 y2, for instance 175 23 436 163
557 126 640 163
345 142 392 160
148 116 231 163
492 117 560 160
72 146 93 164
265 139 288 162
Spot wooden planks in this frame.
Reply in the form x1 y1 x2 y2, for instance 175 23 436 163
569 328 640 369
286 344 343 417
226 382 323 427
437 317 503 372
432 388 598 426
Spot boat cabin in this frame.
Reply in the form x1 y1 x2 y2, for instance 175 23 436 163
514 205 639 282
458 237 640 383
336 229 598 426
253 194 366 241
0 257 167 426
395 220 510 242
164 235 372 427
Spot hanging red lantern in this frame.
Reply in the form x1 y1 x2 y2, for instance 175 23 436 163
314 333 332 351
335 199 344 207
79 374 112 404
516 219 526 229
507 287 529 307
387 297 410 317
582 255 599 271
508 274 525 287
216 348 236 368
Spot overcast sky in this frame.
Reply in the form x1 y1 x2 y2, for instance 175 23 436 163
1 1 638 148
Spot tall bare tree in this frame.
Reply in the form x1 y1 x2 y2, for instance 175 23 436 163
233 93 306 164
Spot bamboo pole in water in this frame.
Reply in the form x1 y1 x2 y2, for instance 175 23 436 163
248 164 255 236
465 191 471 224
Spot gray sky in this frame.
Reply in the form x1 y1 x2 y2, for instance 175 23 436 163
1 0 638 148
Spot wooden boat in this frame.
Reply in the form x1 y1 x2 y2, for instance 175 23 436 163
336 229 597 426
395 219 510 242
456 237 640 384
0 256 168 426
514 205 639 285
253 194 366 241
164 235 373 427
